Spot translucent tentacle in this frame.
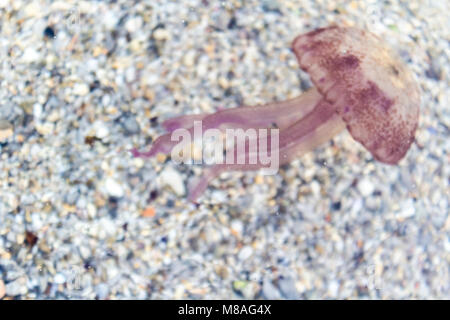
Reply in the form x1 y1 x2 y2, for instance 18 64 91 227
133 89 322 158
187 102 346 202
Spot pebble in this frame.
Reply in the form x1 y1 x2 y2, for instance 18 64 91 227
328 280 339 297
125 16 143 33
103 11 118 30
6 194 19 212
230 219 244 236
35 122 54 136
33 103 43 119
183 50 197 67
153 28 171 41
159 167 185 196
94 121 110 139
54 273 66 284
96 283 109 300
358 178 375 197
104 178 125 198
47 110 60 122
21 47 40 63
0 0 447 300
79 246 91 260
73 83 90 96
310 180 321 197
238 246 253 261
125 67 136 83
397 199 416 219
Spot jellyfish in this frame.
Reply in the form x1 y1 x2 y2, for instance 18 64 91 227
132 26 420 202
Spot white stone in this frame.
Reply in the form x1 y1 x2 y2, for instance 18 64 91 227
31 212 43 230
6 193 19 211
102 11 118 30
87 203 97 219
50 1 72 11
132 157 144 169
183 50 197 67
397 199 416 219
22 47 40 63
159 167 185 196
238 246 253 260
86 59 99 72
358 178 375 197
73 83 89 96
0 0 8 9
125 67 136 82
230 219 243 236
328 280 339 297
79 246 91 260
125 16 143 33
145 74 159 86
47 110 60 122
104 178 124 198
54 273 66 284
33 103 43 119
94 122 109 139
153 28 171 41
310 180 320 196
24 2 41 18
35 122 54 136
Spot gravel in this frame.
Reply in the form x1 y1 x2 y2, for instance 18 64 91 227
0 0 448 299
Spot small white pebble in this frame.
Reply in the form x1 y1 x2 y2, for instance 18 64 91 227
94 121 110 139
104 178 125 198
0 0 8 9
79 246 91 260
397 199 416 219
125 16 142 33
238 246 253 261
33 103 43 119
87 203 97 219
159 167 185 196
103 11 118 30
35 122 54 136
54 273 66 284
73 83 90 96
358 178 375 197
22 47 40 63
230 219 244 236
125 67 136 83
310 180 321 196
153 28 170 41
183 50 196 67
328 280 339 297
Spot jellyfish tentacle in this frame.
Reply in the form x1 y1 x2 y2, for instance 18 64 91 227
133 89 323 158
187 101 346 202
